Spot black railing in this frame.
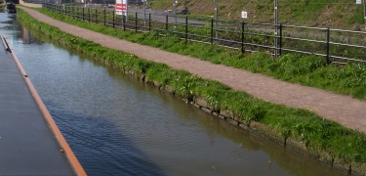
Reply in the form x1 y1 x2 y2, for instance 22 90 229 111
43 3 366 64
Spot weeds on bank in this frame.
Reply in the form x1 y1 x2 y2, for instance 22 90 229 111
17 9 366 168
34 8 366 100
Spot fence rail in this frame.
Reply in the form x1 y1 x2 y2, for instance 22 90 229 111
43 3 366 64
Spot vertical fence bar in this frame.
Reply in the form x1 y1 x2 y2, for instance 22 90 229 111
88 8 91 23
104 8 106 26
185 16 188 43
135 12 138 33
82 8 85 21
166 15 168 31
72 6 74 19
96 9 98 24
241 21 245 53
123 15 126 31
326 28 330 64
211 18 214 44
148 13 151 32
279 24 283 56
113 11 115 28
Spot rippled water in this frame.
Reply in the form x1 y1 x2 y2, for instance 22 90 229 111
0 12 347 176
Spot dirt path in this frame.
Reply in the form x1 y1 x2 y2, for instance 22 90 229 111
18 6 366 133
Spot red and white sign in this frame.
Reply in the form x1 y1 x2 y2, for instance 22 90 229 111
116 0 127 15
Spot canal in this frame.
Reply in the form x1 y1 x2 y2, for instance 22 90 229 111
0 11 347 176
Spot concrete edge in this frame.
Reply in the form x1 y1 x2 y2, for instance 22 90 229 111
1 36 87 176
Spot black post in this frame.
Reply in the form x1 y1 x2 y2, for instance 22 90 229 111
83 8 85 21
123 16 126 31
88 8 91 23
96 9 98 24
241 21 245 53
211 18 214 44
72 6 74 19
166 15 168 31
279 24 283 57
148 13 151 32
185 16 188 43
113 11 115 28
135 12 138 33
326 28 330 64
104 8 106 26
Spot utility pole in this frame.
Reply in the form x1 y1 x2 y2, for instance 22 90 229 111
214 0 218 38
144 0 147 27
173 0 177 29
274 0 278 58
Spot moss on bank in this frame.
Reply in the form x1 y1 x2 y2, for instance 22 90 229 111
17 8 366 175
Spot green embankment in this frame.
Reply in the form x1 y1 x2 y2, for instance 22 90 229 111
17 8 366 175
149 0 365 30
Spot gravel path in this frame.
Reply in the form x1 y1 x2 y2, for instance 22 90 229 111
18 6 366 133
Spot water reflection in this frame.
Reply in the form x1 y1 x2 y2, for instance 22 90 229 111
0 12 348 176
48 102 168 176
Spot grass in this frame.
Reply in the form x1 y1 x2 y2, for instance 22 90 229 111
148 0 365 30
34 7 366 101
17 8 366 174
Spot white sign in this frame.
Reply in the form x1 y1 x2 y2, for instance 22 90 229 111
116 0 127 15
241 11 248 19
356 0 362 4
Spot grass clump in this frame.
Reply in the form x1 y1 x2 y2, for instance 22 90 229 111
17 9 366 174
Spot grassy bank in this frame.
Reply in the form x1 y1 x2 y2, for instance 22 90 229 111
17 8 366 175
148 0 364 30
35 8 366 101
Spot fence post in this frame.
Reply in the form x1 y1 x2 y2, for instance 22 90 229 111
211 18 214 44
185 16 188 43
135 12 138 33
96 9 98 24
241 21 245 53
148 13 151 32
166 15 168 31
94 9 98 24
88 8 91 23
83 8 85 21
113 11 115 28
104 8 106 26
279 24 283 56
123 15 126 31
72 6 74 19
326 28 330 64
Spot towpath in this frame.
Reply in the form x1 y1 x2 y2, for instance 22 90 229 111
18 6 366 133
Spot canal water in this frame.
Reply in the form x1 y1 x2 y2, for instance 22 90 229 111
0 12 347 176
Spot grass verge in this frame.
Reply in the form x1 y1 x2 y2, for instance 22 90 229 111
35 7 366 101
17 8 366 174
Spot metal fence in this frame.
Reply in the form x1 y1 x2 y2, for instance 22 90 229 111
43 3 366 64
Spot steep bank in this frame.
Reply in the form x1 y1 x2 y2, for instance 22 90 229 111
148 0 365 30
